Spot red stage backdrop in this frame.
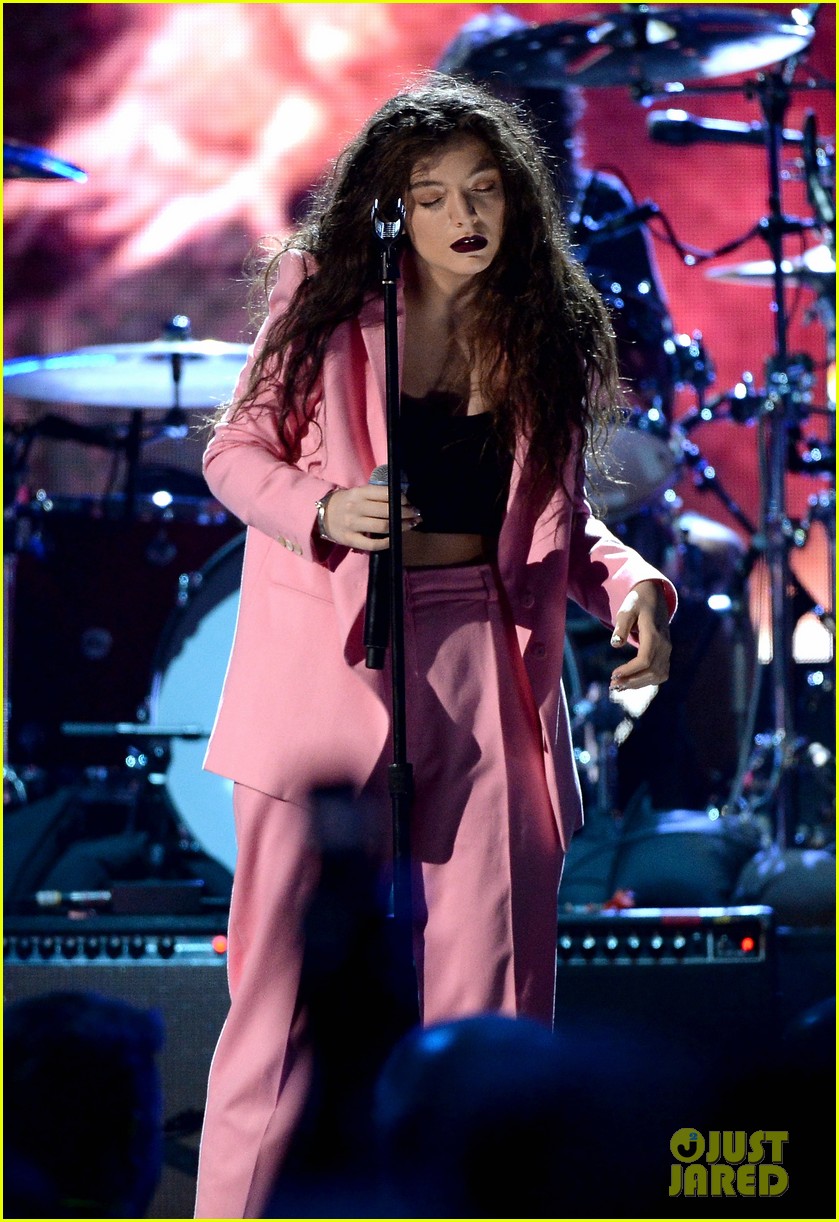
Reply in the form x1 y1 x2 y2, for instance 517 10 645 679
4 3 835 656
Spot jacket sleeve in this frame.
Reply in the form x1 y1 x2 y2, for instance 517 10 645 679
565 441 678 633
203 249 340 563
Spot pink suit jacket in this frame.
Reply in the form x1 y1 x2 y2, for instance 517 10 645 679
202 250 677 852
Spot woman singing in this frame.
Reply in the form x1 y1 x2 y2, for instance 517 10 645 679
194 77 675 1218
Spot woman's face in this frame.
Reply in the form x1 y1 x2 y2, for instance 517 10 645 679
405 135 505 292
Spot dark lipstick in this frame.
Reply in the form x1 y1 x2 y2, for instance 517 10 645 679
450 235 488 253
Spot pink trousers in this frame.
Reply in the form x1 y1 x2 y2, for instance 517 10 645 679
194 563 564 1218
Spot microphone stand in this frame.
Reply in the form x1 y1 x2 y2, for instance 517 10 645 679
123 407 143 523
370 200 417 1010
122 315 191 521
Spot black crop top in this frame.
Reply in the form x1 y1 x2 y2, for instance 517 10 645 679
400 391 513 536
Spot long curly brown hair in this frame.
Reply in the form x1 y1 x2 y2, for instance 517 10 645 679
233 75 622 511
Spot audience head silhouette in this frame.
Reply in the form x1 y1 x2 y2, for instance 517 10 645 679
4 990 164 1218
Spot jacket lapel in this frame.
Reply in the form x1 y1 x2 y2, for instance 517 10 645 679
358 283 406 467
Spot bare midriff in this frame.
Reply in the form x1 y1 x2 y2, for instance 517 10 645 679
402 530 490 568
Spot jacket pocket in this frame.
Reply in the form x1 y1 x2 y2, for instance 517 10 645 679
264 542 334 603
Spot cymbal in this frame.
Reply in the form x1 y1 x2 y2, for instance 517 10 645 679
3 340 250 409
4 138 87 182
705 244 836 292
455 6 816 89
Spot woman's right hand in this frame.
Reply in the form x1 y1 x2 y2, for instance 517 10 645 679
322 485 421 551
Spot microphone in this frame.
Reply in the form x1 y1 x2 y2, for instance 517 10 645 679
371 199 406 244
647 109 805 147
364 464 408 670
574 201 660 251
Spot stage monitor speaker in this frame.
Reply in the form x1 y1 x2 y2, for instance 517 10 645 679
554 905 778 1062
4 915 230 1220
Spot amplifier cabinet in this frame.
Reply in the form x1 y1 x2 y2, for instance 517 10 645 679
4 915 230 1220
554 905 778 1056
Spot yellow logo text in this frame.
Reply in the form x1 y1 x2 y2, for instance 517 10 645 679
669 1129 789 1197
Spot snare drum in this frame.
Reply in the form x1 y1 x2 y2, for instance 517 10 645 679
148 533 245 873
585 410 683 523
584 271 684 522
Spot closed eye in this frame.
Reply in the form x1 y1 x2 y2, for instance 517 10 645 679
415 184 498 208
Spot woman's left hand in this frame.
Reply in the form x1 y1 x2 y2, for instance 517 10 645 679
609 580 672 691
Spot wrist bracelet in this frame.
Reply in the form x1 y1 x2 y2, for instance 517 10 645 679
315 489 339 543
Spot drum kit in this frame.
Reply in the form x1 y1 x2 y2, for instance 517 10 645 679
2 5 835 895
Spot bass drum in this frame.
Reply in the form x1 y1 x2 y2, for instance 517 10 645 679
148 533 246 875
149 532 588 876
9 492 240 771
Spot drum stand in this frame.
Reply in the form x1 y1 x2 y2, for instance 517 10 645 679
3 549 27 806
665 61 834 847
2 422 46 806
677 65 836 845
54 721 224 907
618 24 835 845
730 68 835 846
